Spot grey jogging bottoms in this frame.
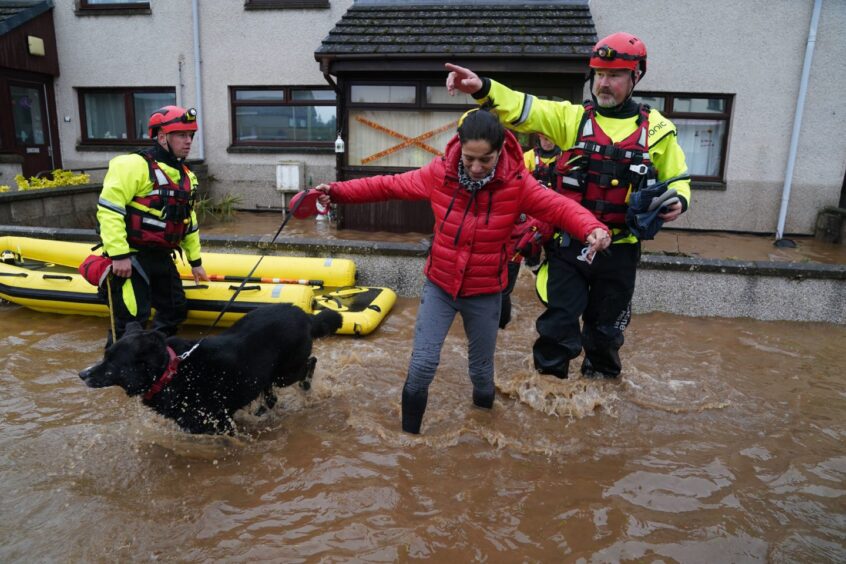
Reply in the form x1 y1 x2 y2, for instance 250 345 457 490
404 279 502 398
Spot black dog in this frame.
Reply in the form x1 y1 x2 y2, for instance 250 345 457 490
79 304 343 434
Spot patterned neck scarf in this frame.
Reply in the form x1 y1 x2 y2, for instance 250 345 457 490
457 160 496 193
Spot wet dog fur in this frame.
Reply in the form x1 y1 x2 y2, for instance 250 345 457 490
79 304 343 434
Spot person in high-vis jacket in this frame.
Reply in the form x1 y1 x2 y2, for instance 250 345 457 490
96 105 208 347
499 133 560 329
446 32 691 379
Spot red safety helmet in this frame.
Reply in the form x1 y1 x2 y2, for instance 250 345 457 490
590 32 647 78
148 105 198 138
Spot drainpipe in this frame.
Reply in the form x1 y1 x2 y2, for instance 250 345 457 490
191 0 205 161
775 0 822 247
320 58 345 185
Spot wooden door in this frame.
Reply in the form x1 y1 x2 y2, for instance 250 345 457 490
9 80 55 177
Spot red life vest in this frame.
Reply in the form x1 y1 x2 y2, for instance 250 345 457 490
126 150 194 249
531 150 559 188
554 101 656 227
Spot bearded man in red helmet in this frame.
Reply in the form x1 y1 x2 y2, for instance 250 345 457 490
446 32 691 379
95 105 208 347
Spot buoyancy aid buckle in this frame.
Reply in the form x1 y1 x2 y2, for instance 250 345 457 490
630 163 650 176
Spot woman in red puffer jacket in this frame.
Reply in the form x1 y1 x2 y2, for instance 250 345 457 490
309 108 609 435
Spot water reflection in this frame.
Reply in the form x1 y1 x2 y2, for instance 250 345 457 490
1 268 844 561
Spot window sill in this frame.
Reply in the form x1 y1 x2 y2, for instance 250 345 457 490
244 0 329 9
691 180 727 191
76 143 149 152
74 8 152 16
227 145 336 154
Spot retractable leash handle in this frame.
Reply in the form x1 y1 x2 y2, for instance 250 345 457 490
209 191 314 328
289 188 329 219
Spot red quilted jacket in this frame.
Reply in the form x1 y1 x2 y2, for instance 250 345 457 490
328 130 607 298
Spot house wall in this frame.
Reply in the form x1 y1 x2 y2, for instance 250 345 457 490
45 0 846 234
51 0 352 209
591 0 846 235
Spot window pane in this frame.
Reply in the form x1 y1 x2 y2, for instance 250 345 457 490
236 90 285 101
292 89 335 101
425 86 474 105
673 97 725 113
83 92 127 140
11 86 45 145
675 118 726 177
235 105 336 142
350 85 416 104
633 95 665 111
133 92 176 139
349 110 460 167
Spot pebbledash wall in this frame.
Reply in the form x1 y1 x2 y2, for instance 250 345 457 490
46 0 846 235
51 0 353 208
591 0 846 235
0 185 98 228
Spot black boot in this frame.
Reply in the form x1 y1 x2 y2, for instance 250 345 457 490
472 389 494 409
401 386 427 435
581 358 620 379
537 359 569 380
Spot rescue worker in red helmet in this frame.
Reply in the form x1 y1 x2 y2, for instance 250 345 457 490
96 105 209 347
446 32 691 379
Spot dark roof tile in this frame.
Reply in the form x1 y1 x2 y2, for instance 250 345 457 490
316 2 596 60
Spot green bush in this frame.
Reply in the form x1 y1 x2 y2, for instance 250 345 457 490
15 169 90 191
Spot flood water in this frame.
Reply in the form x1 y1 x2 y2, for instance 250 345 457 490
203 211 846 265
1 263 844 562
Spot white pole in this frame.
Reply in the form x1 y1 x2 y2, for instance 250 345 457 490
191 0 205 161
775 0 822 244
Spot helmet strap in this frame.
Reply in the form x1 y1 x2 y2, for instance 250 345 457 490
156 131 184 163
152 135 184 168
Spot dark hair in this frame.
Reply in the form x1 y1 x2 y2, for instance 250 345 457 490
457 107 505 151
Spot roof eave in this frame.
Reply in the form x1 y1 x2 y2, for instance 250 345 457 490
0 0 54 37
316 52 590 76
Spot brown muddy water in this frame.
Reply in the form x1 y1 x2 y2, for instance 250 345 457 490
1 263 844 562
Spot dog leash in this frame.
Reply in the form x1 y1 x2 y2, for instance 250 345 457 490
210 194 311 328
105 275 117 343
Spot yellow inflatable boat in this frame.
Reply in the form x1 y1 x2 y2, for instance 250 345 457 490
0 236 395 336
0 235 356 288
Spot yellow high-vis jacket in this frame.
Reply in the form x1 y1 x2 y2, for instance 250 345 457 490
97 153 202 263
478 79 691 244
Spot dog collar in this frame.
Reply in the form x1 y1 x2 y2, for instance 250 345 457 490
143 341 202 401
144 346 181 401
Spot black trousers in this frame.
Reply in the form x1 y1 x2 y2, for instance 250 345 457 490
98 248 188 345
533 241 639 377
498 261 522 329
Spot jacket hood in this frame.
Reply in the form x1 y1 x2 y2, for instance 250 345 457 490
442 129 526 185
